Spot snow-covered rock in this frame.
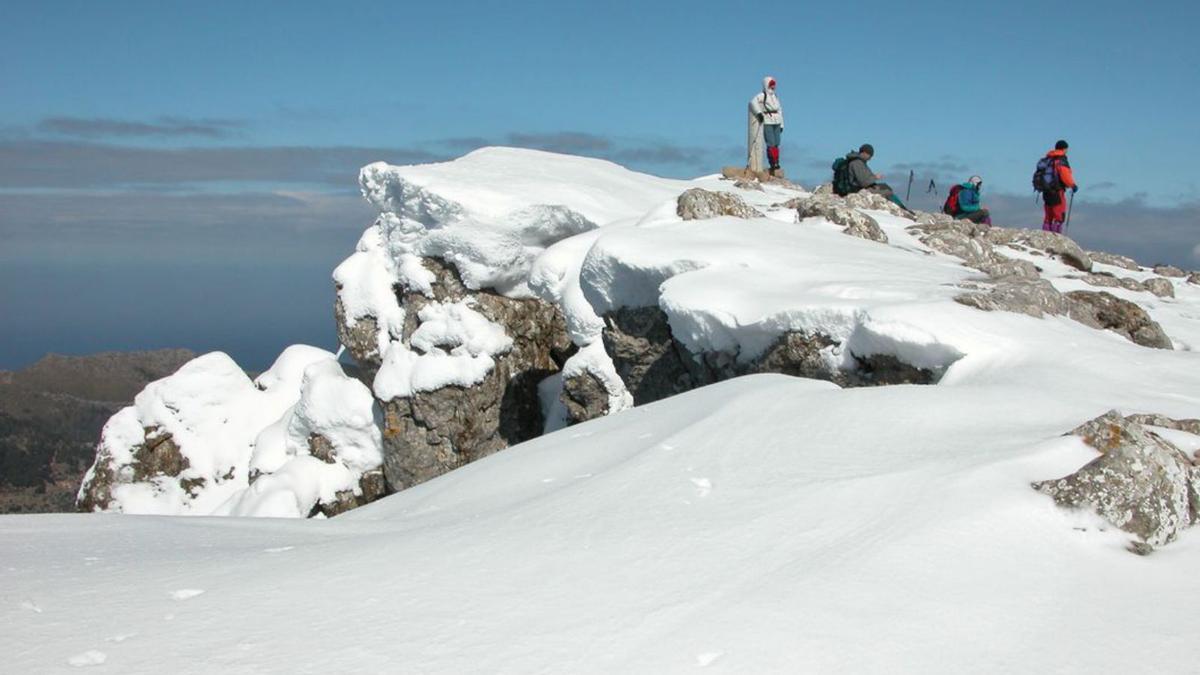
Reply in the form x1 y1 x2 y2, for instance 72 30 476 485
1034 410 1200 550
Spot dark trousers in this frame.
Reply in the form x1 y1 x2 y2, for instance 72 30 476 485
956 209 992 225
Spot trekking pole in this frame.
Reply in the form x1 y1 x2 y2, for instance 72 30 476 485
1064 190 1075 232
905 170 914 202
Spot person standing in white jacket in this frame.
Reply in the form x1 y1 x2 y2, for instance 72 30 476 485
748 76 784 172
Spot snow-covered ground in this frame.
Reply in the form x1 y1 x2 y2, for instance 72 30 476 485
8 148 1200 672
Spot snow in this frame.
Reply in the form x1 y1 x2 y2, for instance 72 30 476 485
8 374 1200 672
32 147 1200 671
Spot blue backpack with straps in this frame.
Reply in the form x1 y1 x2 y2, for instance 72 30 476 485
1032 156 1063 192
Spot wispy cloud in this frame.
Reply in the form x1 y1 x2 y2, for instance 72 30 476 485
0 140 443 189
36 116 248 140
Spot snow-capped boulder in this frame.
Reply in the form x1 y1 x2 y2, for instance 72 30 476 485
676 188 762 221
1034 410 1200 550
370 257 571 491
77 347 347 515
1065 290 1173 349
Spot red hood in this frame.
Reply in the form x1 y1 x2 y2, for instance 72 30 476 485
1046 149 1068 158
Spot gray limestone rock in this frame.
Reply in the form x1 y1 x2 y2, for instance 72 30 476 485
1189 272 1200 285
1088 250 1141 271
1153 264 1187 278
974 256 1041 280
77 427 199 512
376 258 572 493
955 278 1069 318
599 306 940 408
843 190 910 219
984 228 1092 272
1142 277 1175 299
921 229 993 266
335 297 384 372
1064 290 1173 349
676 188 763 221
1034 410 1199 548
795 195 888 244
560 371 613 425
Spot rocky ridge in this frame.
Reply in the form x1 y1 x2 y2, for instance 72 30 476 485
77 152 1199 540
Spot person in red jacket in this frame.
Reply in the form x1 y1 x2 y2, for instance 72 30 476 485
1040 140 1078 233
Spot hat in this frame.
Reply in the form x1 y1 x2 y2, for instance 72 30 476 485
968 175 983 186
1055 139 1069 150
859 143 874 156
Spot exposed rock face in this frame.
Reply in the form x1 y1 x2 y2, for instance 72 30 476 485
1088 250 1140 271
1034 410 1200 550
921 229 992 266
560 371 612 424
312 470 387 518
1141 277 1176 299
1153 264 1187 278
795 195 888 243
1065 290 1173 349
982 228 1092 272
955 278 1069 318
844 190 910 219
676 188 763 221
76 426 191 513
1074 272 1175 298
370 258 573 492
593 306 937 410
335 298 383 372
1189 272 1200 285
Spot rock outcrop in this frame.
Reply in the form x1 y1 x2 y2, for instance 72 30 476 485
1065 290 1173 349
584 306 937 412
368 258 573 492
1034 410 1200 551
676 188 763 221
795 195 888 243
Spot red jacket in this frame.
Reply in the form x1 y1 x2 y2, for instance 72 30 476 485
1045 149 1077 190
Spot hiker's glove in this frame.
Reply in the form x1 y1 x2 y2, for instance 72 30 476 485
756 113 764 122
1071 185 1078 194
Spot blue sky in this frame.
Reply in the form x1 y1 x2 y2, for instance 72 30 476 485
1 0 1198 368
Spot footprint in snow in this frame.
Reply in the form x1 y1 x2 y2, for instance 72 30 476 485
20 600 42 613
263 546 294 554
67 650 107 667
696 651 724 667
170 589 205 601
690 477 713 498
106 633 137 643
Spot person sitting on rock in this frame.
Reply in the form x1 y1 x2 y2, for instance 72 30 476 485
950 175 992 225
836 144 912 212
748 76 784 173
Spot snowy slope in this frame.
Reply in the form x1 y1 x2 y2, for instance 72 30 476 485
25 148 1200 672
5 375 1200 673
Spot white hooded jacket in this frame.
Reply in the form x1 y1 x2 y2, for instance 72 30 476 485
749 76 784 128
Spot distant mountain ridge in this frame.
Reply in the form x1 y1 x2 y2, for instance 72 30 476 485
0 349 195 513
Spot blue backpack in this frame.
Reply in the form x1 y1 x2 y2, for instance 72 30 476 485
1032 156 1063 192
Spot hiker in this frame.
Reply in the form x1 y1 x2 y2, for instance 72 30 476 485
1033 140 1078 233
748 76 784 173
832 144 912 212
944 175 992 225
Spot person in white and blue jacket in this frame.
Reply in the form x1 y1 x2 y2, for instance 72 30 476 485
955 175 992 225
